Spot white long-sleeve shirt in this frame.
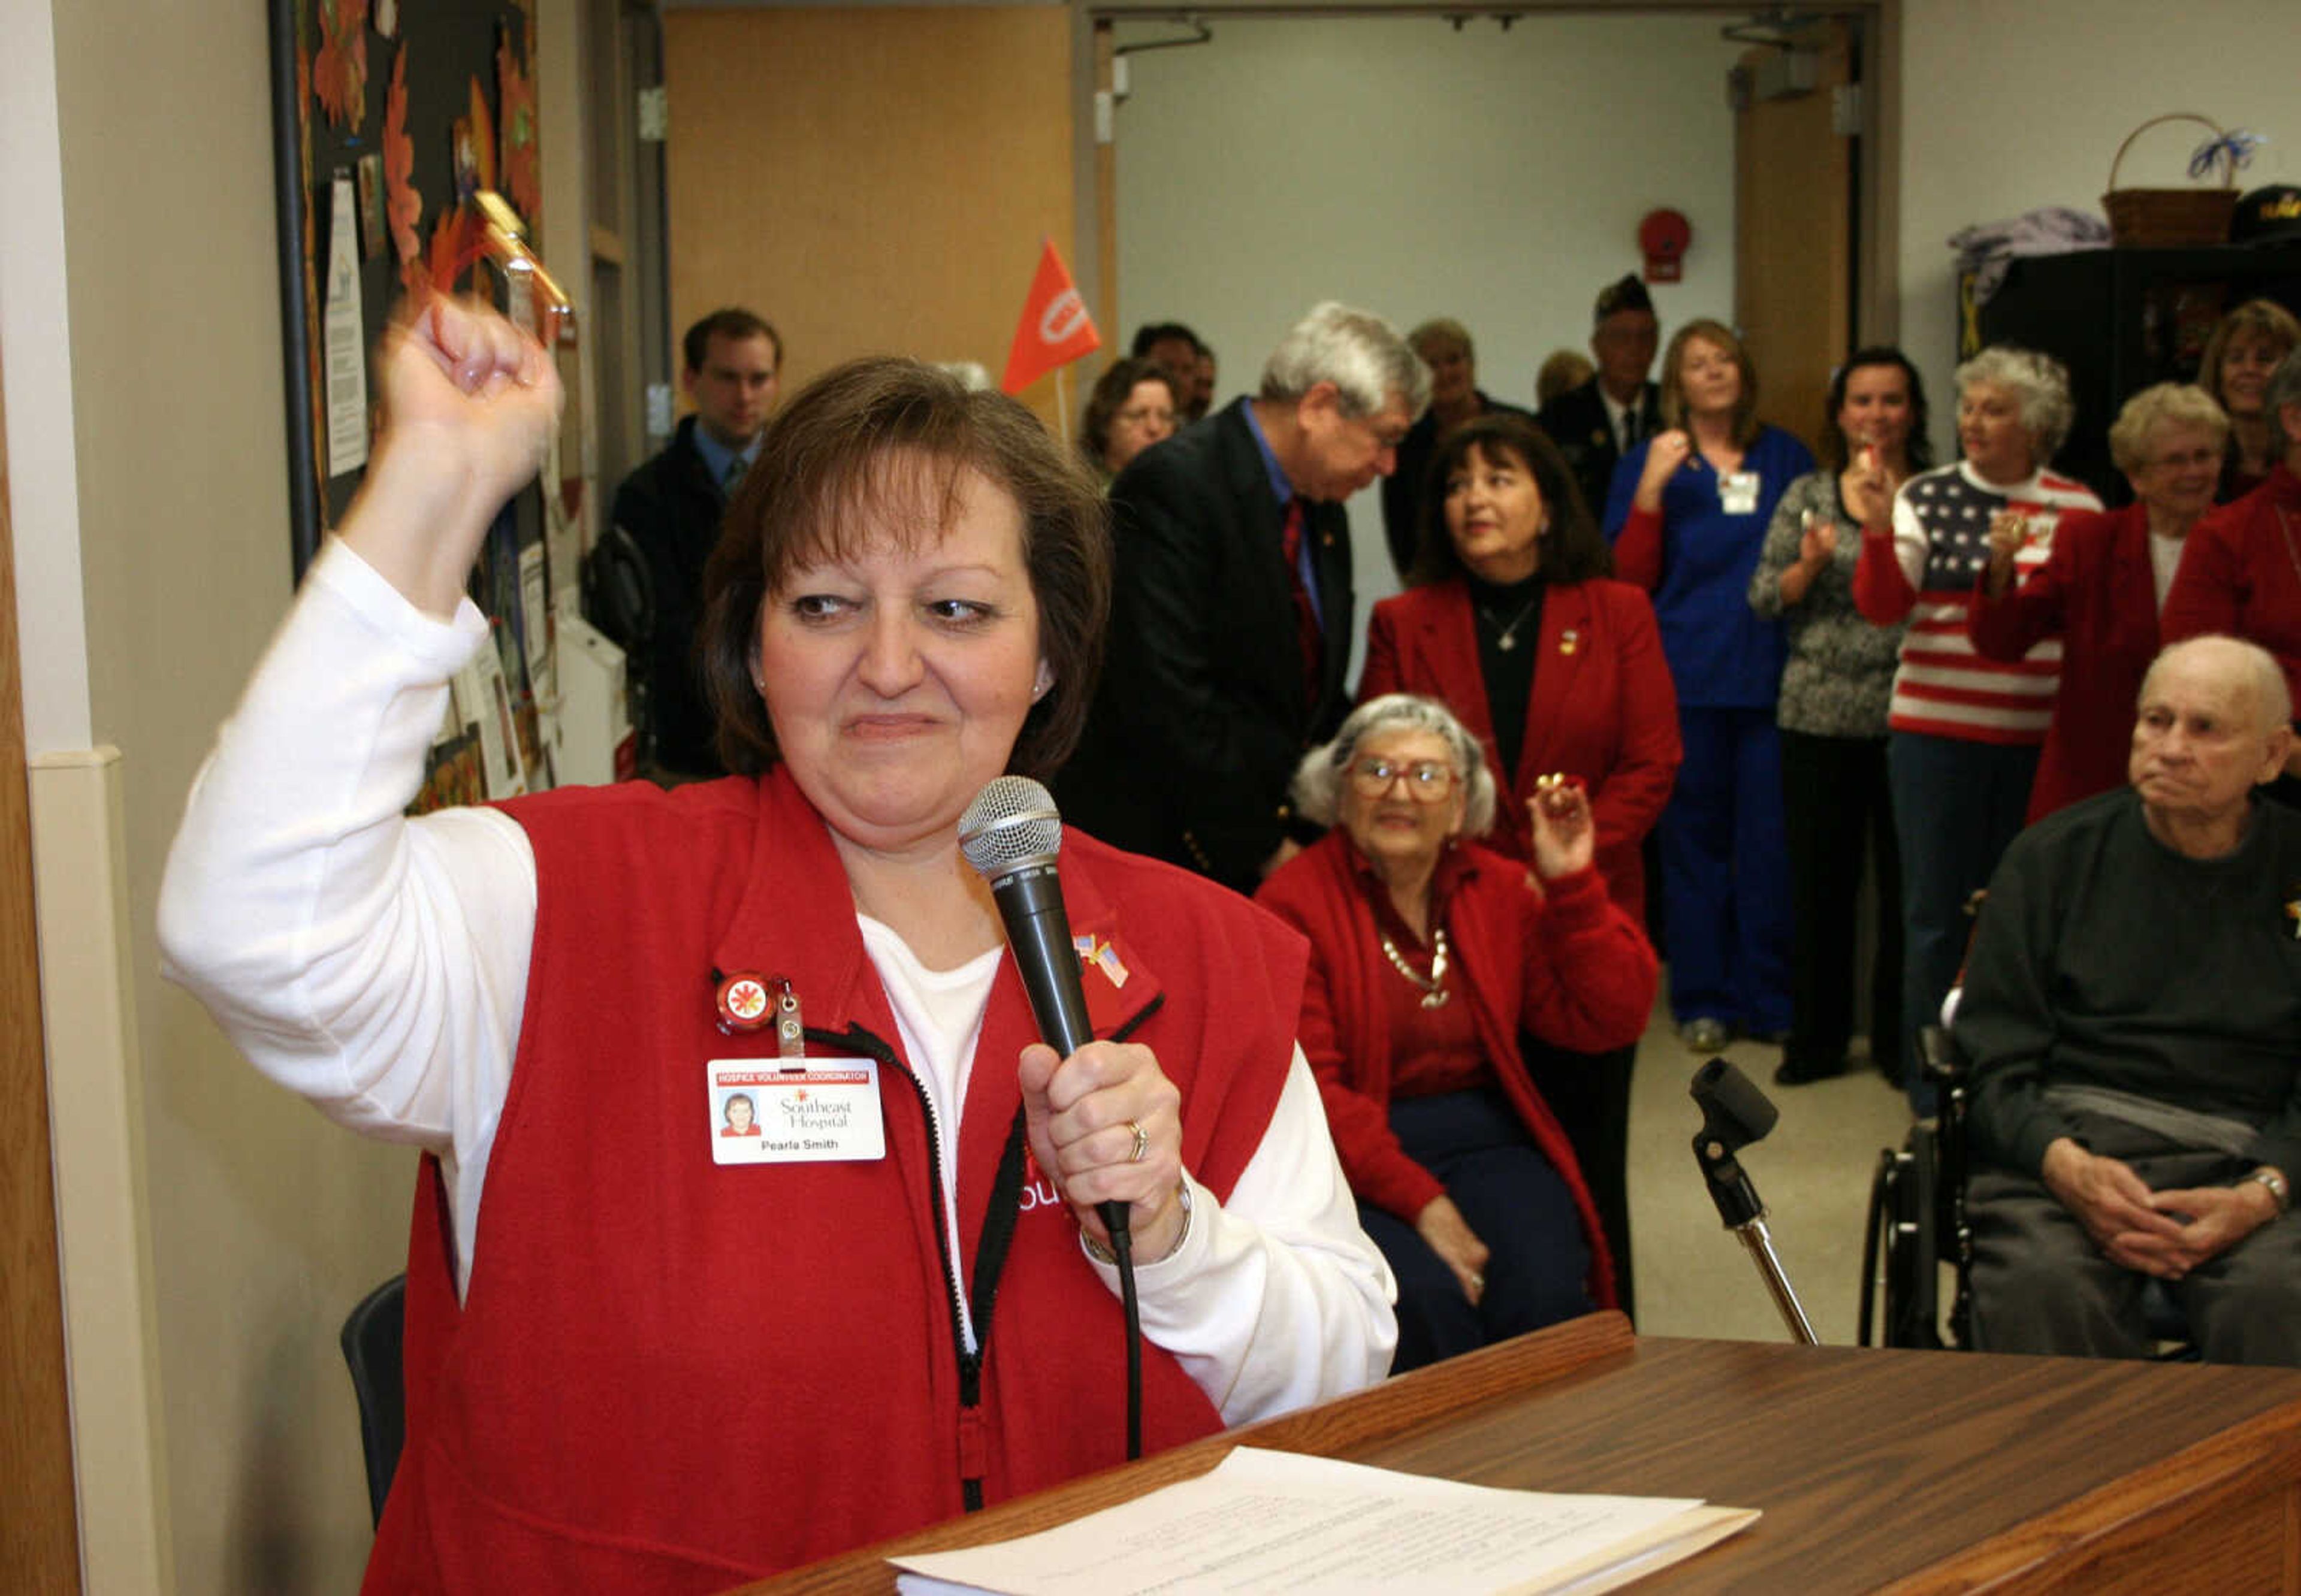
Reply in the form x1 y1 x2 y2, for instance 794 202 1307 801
158 539 1396 1425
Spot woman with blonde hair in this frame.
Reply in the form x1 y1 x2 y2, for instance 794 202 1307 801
1604 318 1814 1055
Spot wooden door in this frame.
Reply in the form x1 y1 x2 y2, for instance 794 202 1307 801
662 7 1076 425
0 331 85 1591
1734 20 1856 458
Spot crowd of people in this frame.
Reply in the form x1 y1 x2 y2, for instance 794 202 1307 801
156 272 2301 1584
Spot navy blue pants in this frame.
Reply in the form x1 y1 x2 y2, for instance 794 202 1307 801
1659 706 1792 1033
1887 730 2038 1114
1357 1089 1593 1374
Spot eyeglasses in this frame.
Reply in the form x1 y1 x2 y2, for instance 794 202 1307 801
1347 757 1457 801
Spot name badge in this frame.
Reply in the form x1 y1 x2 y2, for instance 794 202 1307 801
708 1058 886 1165
1720 471 1762 516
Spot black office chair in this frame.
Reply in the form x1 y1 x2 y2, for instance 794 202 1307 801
340 1274 408 1527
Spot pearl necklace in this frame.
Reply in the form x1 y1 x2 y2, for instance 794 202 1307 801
1378 926 1451 1008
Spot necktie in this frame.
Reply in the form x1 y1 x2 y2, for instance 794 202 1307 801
1280 498 1322 708
1620 407 1640 453
724 454 748 495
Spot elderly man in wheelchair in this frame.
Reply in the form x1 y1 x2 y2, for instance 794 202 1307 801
1953 634 2301 1365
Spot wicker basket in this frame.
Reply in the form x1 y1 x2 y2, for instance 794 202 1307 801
2103 113 2238 247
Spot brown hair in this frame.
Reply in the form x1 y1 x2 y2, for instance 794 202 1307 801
699 356 1111 780
1659 318 1761 448
1079 357 1182 472
683 307 781 374
1408 413 1611 587
2198 298 2301 410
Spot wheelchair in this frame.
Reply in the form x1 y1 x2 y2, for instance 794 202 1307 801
1859 1026 1971 1350
1860 1024 2195 1357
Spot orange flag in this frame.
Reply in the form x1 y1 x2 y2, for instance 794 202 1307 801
1000 239 1101 395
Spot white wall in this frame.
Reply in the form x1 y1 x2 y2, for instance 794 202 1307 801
6 3 589 1591
1113 13 1746 645
1894 0 2301 462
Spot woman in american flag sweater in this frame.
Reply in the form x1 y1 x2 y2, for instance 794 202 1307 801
1853 347 2100 1111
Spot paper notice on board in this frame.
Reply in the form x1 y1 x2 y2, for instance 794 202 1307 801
323 174 370 479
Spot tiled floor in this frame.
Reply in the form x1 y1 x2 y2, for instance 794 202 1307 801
1621 984 1918 1347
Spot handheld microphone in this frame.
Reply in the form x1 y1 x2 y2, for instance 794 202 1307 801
958 775 1129 1250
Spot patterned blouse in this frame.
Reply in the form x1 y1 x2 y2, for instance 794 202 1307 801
1747 470 1906 737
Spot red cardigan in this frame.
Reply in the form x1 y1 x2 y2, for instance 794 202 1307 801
2162 464 2301 714
1255 831 1658 1311
1967 503 2162 821
1357 578 1680 927
369 767 1307 1592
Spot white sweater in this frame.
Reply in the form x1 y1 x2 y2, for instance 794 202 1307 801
158 539 1397 1425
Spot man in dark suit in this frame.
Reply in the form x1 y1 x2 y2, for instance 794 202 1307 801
611 307 781 778
1536 276 1662 522
1060 302 1429 894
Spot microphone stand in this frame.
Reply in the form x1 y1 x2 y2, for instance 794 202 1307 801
1689 1059 1818 1346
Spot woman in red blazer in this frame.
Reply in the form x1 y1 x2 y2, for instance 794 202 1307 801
2163 349 2301 811
1359 413 1681 921
1357 412 1677 1321
1257 694 1657 1371
1970 383 2227 821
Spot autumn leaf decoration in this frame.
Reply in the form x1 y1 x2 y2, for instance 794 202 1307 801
468 77 500 195
419 207 483 302
384 47 422 268
498 34 542 224
312 0 370 130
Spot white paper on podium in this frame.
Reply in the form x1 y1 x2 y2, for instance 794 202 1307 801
890 1446 1758 1596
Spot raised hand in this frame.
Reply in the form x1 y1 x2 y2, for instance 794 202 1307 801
1983 509 2028 597
1017 1038 1188 1261
1633 429 1694 511
345 294 563 616
1842 446 1894 529
1526 775 1595 882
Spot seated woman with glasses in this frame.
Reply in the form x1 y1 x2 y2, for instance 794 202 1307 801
1256 694 1657 1371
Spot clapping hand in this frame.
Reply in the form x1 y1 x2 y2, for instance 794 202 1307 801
1633 429 1694 510
1842 445 1894 529
1983 509 2028 596
1798 509 1840 567
1527 775 1595 882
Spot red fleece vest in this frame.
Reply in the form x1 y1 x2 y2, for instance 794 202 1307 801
363 769 1307 1592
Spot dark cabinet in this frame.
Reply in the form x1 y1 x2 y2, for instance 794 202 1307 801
1957 243 2301 503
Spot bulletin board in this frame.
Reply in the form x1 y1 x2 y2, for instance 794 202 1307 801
267 0 561 806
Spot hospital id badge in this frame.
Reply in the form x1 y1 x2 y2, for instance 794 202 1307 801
708 1058 887 1165
1720 471 1761 515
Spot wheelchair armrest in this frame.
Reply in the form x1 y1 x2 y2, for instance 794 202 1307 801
1918 1024 1968 1088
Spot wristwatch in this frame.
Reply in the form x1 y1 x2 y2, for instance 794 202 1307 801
2243 1166 2290 1214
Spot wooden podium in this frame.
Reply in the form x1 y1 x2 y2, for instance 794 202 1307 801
732 1313 2301 1594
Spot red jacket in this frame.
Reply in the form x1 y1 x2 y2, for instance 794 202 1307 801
367 767 1306 1592
2162 464 2301 714
1255 831 1657 1311
1968 503 2161 821
1357 578 1680 927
